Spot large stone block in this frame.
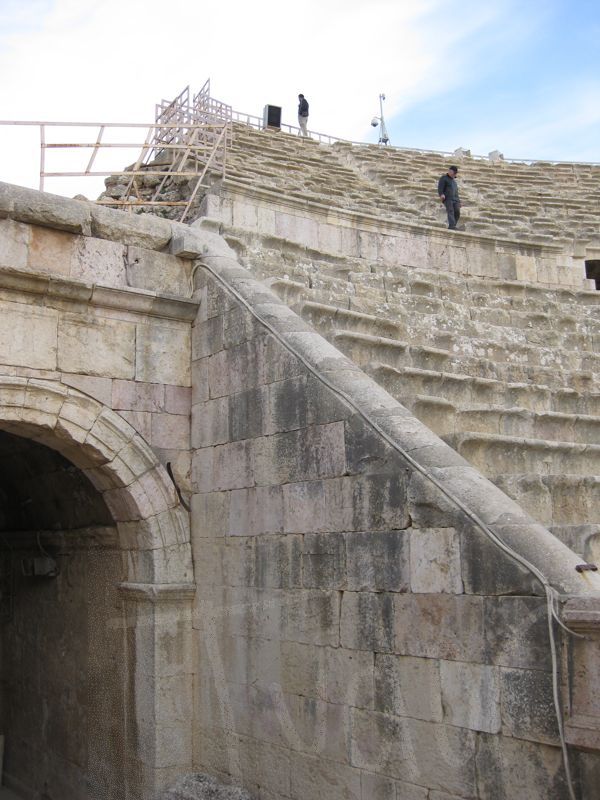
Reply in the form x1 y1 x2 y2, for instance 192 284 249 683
350 709 477 797
28 225 75 276
281 640 326 699
440 660 501 733
302 532 346 589
228 485 284 537
459 520 542 596
252 535 303 589
253 422 346 486
206 339 263 398
409 527 463 594
126 246 191 297
341 592 395 652
0 218 29 269
281 589 340 647
283 478 353 534
191 491 230 538
61 373 113 406
394 594 485 662
90 204 172 249
112 379 165 412
361 772 429 800
193 315 224 360
0 303 58 370
12 187 92 234
475 733 569 800
374 654 443 723
500 667 558 745
192 440 254 493
284 693 351 763
290 752 361 800
192 396 230 448
229 386 268 441
58 315 135 378
135 321 191 386
345 530 409 592
71 234 127 286
325 647 374 709
151 412 190 450
483 596 551 670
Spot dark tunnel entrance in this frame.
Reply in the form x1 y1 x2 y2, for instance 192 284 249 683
585 259 600 290
0 429 126 800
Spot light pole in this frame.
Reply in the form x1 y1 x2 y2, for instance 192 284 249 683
371 93 390 145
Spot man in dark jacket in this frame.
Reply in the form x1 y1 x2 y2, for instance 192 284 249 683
438 166 461 229
298 94 309 137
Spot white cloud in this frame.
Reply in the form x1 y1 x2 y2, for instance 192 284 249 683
0 0 597 195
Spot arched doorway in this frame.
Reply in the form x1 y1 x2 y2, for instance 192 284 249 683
0 378 194 800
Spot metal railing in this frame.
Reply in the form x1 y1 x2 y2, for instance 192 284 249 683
0 119 229 221
1 79 598 221
229 108 600 166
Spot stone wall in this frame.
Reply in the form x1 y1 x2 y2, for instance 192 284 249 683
199 184 593 290
2 529 125 799
0 182 197 798
189 237 600 800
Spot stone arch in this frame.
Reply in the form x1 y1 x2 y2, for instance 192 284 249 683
0 375 192 581
0 376 195 798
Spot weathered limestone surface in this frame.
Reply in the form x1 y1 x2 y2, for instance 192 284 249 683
188 229 600 800
0 185 198 800
1 158 600 800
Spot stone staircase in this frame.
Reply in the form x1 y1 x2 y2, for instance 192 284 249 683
230 233 600 562
221 124 600 247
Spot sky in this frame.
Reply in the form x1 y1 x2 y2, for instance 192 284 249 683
0 0 599 198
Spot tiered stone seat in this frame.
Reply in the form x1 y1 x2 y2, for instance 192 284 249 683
225 125 414 220
330 141 600 244
221 125 600 246
231 233 600 560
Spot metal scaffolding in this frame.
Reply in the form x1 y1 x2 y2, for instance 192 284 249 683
0 79 233 222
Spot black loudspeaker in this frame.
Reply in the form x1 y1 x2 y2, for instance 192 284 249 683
263 105 282 129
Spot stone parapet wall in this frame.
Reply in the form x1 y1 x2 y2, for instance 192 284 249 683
200 183 593 290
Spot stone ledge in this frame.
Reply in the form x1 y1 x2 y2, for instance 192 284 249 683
218 178 568 256
0 266 198 321
118 581 197 602
0 180 174 251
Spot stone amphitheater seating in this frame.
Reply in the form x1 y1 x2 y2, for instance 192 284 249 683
220 226 600 563
224 124 600 246
199 124 599 567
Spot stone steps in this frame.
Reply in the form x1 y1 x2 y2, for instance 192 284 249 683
296 304 600 389
266 268 600 332
493 473 600 528
444 431 600 477
369 363 600 417
399 394 600 444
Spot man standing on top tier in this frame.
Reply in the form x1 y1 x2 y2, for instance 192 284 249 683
438 165 462 230
298 94 309 137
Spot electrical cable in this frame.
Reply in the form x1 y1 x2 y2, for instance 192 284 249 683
195 255 592 800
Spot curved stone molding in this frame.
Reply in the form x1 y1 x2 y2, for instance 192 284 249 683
0 375 192 583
